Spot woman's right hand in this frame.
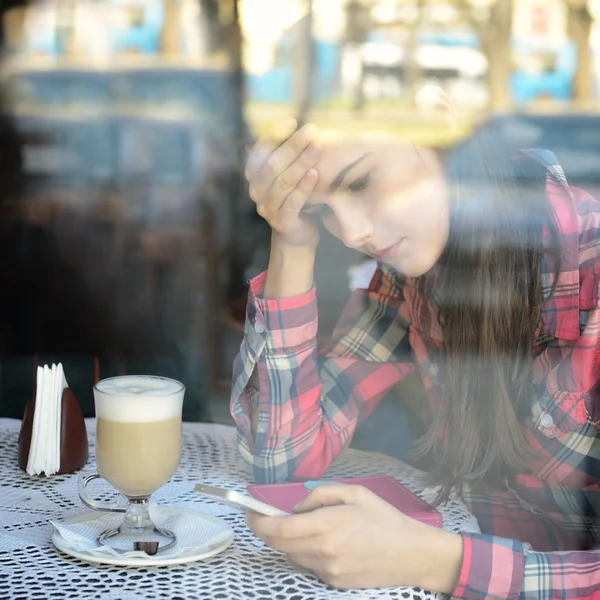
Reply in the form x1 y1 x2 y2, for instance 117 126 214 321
245 120 322 248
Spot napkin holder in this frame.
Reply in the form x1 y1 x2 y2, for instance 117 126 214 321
18 388 89 475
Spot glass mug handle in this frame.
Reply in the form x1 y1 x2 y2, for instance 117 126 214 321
78 471 129 513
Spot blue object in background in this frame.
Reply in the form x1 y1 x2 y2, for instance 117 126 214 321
315 41 339 99
110 0 163 55
10 67 238 136
418 31 479 48
247 39 339 103
247 67 291 102
23 0 163 57
9 69 113 106
247 33 586 105
511 41 577 104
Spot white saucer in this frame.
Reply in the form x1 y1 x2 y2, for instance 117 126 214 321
52 506 234 567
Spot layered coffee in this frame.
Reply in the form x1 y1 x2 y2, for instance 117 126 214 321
94 376 184 497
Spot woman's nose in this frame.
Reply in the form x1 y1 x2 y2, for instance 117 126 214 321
336 209 374 249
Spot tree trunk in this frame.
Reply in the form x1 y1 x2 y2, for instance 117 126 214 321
567 2 593 106
481 0 513 112
201 0 227 54
454 0 514 111
294 0 314 125
230 0 245 140
405 0 426 105
160 0 180 56
482 34 512 111
2 6 27 52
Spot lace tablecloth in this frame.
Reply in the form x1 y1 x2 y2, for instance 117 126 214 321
0 418 479 600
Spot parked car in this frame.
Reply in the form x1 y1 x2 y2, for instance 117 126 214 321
442 113 600 198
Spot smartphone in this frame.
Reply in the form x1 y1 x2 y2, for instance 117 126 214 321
194 484 289 517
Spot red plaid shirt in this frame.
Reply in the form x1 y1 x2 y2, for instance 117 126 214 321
231 150 600 600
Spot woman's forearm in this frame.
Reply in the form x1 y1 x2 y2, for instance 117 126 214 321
249 234 317 436
264 233 317 299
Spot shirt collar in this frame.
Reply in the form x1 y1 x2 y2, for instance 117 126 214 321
517 149 580 341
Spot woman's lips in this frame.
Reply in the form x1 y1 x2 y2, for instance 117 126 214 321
374 239 404 262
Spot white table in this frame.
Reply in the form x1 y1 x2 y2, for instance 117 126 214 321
0 418 479 600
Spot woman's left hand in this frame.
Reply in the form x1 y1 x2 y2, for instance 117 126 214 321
246 484 464 592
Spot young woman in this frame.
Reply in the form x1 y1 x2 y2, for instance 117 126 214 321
230 119 600 598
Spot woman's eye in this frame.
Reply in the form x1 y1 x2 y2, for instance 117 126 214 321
348 173 370 193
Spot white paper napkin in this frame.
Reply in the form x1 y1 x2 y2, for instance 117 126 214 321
26 363 68 476
51 505 233 560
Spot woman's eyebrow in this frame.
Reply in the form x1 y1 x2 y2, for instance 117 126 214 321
328 152 371 193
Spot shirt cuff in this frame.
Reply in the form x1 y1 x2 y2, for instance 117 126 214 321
452 533 525 600
247 271 318 352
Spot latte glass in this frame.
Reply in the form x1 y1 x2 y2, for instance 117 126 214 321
78 375 185 553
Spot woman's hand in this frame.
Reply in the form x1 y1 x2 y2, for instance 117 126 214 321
246 484 463 593
245 119 322 248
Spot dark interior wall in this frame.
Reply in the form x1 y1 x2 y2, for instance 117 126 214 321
0 0 221 421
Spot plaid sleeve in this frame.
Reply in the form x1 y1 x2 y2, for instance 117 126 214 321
454 532 600 600
230 266 415 484
453 533 525 600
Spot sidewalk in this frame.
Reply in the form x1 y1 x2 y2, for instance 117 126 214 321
245 101 472 146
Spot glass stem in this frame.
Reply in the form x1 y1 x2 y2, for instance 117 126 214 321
120 496 153 533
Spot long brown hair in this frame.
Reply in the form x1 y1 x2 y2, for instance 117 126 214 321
415 138 561 503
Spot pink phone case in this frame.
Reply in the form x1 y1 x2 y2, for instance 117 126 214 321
247 476 442 527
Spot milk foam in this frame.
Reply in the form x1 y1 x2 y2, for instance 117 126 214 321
94 376 184 422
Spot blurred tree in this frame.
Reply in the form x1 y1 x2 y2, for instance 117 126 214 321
404 0 427 103
363 0 428 104
453 0 514 111
345 0 372 44
376 0 513 110
1 4 28 52
565 0 594 105
344 0 373 110
200 0 233 54
56 0 78 58
160 0 181 55
0 0 30 48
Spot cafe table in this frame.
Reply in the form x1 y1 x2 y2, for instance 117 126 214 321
0 418 480 600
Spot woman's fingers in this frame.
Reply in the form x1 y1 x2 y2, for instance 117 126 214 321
265 142 320 224
245 118 297 179
270 140 321 195
273 169 319 235
293 485 370 513
247 123 319 201
244 120 322 246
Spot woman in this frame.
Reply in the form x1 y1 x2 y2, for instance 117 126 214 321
230 119 600 598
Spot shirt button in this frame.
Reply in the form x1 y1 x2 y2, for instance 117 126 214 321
254 322 265 334
540 413 554 428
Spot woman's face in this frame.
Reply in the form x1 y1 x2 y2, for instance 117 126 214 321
304 142 450 278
